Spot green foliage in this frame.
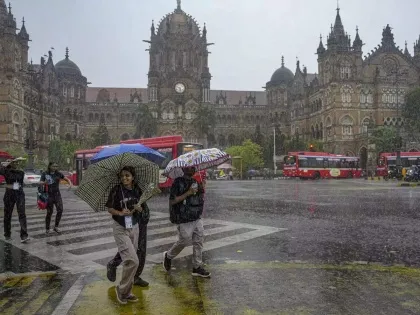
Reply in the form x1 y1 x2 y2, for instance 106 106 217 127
91 121 111 147
48 140 81 170
403 87 420 134
371 126 401 153
192 105 216 137
226 139 264 176
134 105 157 139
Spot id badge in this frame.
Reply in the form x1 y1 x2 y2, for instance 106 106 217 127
13 182 20 190
124 216 133 229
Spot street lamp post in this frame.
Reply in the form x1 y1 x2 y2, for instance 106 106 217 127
273 126 277 174
367 113 376 179
391 65 408 167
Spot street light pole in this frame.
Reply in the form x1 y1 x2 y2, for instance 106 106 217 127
273 126 277 174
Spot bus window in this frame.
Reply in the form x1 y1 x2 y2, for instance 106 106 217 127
178 143 204 155
157 148 173 168
298 157 308 168
285 156 296 165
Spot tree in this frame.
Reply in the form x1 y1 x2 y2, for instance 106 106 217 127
192 105 216 144
371 126 400 154
134 105 157 139
91 117 111 147
48 140 81 170
225 139 264 176
403 87 420 140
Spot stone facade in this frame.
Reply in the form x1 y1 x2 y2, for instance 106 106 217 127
1 1 420 165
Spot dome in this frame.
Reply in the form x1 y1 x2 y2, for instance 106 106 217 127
156 2 201 36
270 66 294 85
55 48 82 76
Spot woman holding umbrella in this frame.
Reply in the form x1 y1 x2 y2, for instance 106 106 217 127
76 153 161 305
106 165 143 304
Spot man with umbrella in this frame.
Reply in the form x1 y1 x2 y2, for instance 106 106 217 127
162 148 230 277
163 166 210 277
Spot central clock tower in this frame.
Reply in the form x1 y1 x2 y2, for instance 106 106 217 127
144 0 212 140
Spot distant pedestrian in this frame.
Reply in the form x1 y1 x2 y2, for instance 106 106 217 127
107 200 150 287
106 166 143 304
0 158 29 242
163 166 210 278
229 170 233 180
40 162 72 235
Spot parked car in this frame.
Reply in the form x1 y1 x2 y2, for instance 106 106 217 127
24 171 42 186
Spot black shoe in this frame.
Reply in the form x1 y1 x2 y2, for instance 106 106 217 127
163 251 171 272
192 267 211 278
4 236 11 241
134 277 149 287
107 262 117 282
53 227 61 234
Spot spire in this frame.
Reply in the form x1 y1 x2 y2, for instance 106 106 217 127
404 41 411 57
18 17 29 40
176 0 181 11
381 24 395 50
296 58 301 73
65 47 69 59
7 1 11 14
317 34 326 54
333 4 345 36
203 23 207 38
353 26 363 51
150 20 155 36
281 55 284 67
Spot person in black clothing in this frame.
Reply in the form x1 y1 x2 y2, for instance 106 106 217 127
106 201 151 287
39 162 72 235
0 158 29 242
163 166 210 278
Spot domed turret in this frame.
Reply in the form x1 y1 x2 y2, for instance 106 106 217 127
269 56 294 86
55 48 82 76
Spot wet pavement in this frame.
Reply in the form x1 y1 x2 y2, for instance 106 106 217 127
0 180 420 314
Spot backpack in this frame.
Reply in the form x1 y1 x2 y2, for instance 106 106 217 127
169 178 204 224
37 184 49 210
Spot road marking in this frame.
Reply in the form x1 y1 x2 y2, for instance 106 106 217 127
51 274 85 315
2 211 286 274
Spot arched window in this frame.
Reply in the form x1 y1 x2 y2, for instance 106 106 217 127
361 118 370 135
340 61 351 79
341 115 354 135
70 87 75 98
341 85 353 105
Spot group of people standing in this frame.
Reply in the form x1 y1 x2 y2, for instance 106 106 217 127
1 158 72 242
106 165 210 305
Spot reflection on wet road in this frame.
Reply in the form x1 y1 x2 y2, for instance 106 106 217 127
0 180 420 314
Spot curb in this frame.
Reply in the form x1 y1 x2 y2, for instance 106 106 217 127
398 182 419 187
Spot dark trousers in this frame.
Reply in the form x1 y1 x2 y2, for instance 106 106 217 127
109 222 147 278
3 190 28 239
45 193 64 230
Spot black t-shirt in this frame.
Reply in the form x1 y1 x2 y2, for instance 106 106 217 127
41 171 65 195
106 184 142 228
169 177 204 224
0 167 24 192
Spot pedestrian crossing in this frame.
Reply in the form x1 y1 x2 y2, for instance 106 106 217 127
1 210 285 274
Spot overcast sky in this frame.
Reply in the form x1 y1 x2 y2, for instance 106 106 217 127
10 0 420 91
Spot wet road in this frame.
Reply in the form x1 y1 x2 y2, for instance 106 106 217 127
1 179 420 314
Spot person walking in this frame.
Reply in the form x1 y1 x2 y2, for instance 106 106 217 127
0 158 29 242
106 201 150 287
106 166 143 304
40 162 72 235
163 166 210 278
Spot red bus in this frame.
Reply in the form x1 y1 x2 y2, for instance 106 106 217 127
0 151 14 184
283 151 362 179
376 152 420 176
74 136 204 188
121 136 205 189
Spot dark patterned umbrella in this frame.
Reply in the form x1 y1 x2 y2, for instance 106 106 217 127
76 153 160 212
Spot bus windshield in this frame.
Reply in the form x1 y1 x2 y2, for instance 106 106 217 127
178 143 204 155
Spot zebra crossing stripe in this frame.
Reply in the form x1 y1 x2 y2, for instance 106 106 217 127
3 211 286 274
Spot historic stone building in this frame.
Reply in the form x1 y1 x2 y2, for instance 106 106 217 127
1 0 420 167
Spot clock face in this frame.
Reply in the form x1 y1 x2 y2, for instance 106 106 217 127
175 83 185 94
